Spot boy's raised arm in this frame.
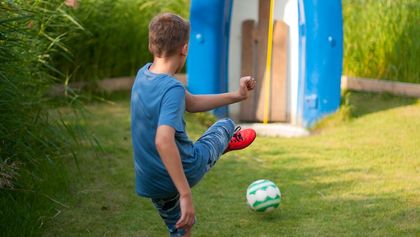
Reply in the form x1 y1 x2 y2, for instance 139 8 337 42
185 76 256 113
155 125 195 231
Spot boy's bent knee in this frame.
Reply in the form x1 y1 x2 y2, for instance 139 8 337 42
215 118 235 135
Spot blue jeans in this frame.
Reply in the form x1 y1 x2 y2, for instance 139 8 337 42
151 118 235 237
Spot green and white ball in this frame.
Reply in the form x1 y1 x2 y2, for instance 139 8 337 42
246 179 281 212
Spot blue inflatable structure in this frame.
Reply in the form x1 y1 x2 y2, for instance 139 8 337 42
187 0 343 128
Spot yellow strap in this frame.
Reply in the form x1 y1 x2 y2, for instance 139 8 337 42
263 0 275 124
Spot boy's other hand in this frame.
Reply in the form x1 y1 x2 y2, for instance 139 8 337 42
237 76 256 101
176 193 195 230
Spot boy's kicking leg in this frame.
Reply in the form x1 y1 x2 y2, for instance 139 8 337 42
194 118 256 172
151 119 255 237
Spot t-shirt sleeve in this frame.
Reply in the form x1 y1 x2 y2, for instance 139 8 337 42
158 85 185 132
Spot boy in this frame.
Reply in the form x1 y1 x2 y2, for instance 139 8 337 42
131 13 256 237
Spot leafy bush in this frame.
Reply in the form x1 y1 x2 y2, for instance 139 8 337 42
53 0 189 84
343 0 420 83
0 1 85 235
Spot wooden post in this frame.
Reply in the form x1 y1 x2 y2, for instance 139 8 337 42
271 21 289 122
240 20 257 121
240 1 290 123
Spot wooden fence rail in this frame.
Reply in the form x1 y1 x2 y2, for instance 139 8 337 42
51 75 420 99
341 76 420 98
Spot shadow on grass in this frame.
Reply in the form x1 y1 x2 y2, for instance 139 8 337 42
346 90 418 118
313 91 418 131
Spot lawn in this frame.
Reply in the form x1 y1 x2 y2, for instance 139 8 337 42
44 91 419 236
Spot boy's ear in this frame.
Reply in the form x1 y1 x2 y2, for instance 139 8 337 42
181 43 188 56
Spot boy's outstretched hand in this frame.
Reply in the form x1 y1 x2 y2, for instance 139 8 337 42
237 76 256 100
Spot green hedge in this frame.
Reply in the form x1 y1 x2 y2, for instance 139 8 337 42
343 0 419 83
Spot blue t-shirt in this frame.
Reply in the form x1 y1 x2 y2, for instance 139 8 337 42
131 63 206 198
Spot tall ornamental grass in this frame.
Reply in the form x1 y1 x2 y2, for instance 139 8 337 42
0 1 85 236
343 0 420 83
53 0 189 84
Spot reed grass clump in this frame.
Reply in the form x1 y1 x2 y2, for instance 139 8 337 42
0 1 85 235
343 0 419 83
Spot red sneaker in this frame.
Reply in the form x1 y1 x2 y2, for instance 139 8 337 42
224 126 256 153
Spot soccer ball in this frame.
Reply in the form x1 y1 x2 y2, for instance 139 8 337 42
246 179 281 212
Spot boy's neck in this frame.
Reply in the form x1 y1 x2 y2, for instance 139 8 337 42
149 56 180 76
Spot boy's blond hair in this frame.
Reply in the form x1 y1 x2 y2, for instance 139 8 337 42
148 13 190 57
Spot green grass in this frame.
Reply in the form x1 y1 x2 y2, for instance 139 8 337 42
343 0 420 83
44 91 419 236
